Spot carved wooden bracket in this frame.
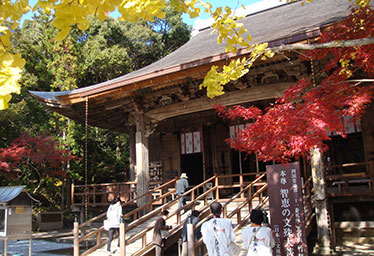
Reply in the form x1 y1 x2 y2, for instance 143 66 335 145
131 113 158 137
144 119 158 137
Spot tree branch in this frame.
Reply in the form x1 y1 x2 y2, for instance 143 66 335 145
271 37 374 52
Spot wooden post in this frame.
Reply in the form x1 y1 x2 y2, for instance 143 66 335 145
201 126 207 182
248 187 252 212
191 190 195 211
215 175 219 200
187 218 195 256
29 237 32 256
73 216 80 256
3 239 7 256
120 216 126 256
96 231 101 247
135 114 150 215
149 193 153 212
71 182 75 207
129 126 136 182
311 147 331 255
240 174 244 199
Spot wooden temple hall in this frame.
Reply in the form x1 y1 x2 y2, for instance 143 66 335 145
30 0 374 254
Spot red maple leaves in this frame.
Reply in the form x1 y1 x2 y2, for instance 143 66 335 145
0 133 74 178
216 6 374 162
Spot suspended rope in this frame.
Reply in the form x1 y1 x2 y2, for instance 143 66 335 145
84 96 88 248
310 58 316 87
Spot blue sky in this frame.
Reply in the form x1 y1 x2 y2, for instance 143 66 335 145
23 0 280 29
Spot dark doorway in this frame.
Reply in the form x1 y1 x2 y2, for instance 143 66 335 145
231 150 272 181
181 153 203 185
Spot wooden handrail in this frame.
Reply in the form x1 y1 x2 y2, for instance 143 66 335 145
222 173 266 207
75 178 179 256
75 175 219 255
72 180 169 207
79 178 177 229
74 172 316 256
194 177 270 250
126 179 218 243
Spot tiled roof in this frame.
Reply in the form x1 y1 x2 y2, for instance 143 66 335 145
30 0 354 102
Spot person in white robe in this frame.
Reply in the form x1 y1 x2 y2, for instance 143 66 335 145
201 202 236 256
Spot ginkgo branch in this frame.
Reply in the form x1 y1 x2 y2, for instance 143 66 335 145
271 37 374 52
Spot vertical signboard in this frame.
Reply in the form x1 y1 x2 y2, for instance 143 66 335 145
266 162 308 256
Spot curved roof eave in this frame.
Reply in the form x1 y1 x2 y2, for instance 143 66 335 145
29 0 353 107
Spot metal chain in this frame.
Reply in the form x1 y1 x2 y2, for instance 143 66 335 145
310 59 316 87
84 96 88 248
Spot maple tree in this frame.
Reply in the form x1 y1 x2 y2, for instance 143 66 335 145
0 132 76 205
215 6 374 162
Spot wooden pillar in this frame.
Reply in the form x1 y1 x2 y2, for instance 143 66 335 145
3 239 7 256
129 126 136 181
187 220 195 256
73 218 79 256
311 147 331 255
120 217 126 256
135 115 150 213
362 105 374 177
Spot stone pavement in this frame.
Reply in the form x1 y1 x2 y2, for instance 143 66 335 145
1 227 373 256
0 239 73 256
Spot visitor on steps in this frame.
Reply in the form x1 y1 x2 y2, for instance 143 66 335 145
175 172 189 211
153 210 172 256
106 197 122 256
242 209 275 256
201 202 236 256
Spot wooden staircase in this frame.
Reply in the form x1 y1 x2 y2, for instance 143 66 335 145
73 173 315 256
333 221 374 255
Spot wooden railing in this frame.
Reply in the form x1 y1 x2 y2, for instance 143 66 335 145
74 178 177 256
71 180 165 207
194 173 315 254
73 172 315 256
325 161 374 196
131 176 219 256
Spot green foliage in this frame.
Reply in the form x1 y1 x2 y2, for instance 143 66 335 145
0 7 190 210
80 17 132 85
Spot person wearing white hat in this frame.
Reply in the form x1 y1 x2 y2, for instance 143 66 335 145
175 173 189 211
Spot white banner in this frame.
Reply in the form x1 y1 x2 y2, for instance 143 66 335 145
185 132 193 154
181 133 186 154
193 131 201 153
181 131 201 154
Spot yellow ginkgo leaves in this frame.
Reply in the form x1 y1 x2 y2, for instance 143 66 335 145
0 0 30 110
210 6 250 54
200 43 275 98
0 53 26 109
200 57 249 98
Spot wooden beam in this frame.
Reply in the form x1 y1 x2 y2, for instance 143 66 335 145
146 82 293 121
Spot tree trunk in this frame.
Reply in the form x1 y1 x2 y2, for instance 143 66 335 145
311 147 331 255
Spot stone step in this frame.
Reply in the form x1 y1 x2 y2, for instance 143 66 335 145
335 221 374 244
337 236 374 245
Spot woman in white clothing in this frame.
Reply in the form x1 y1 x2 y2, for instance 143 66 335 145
242 209 275 256
106 198 122 256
